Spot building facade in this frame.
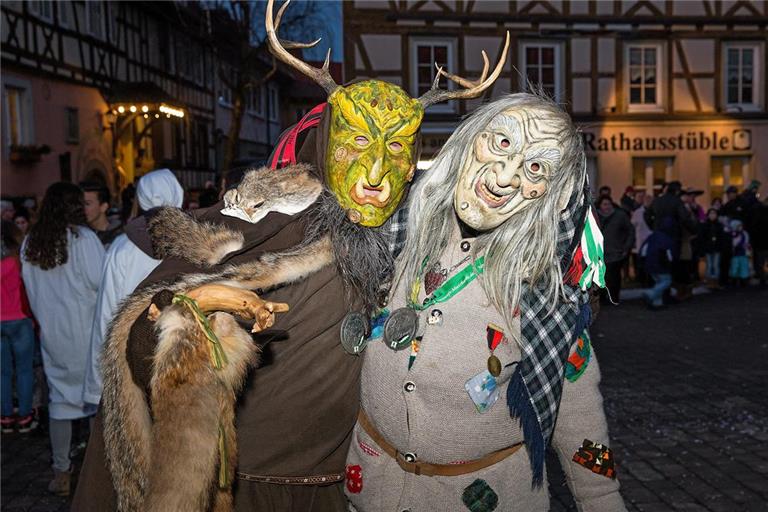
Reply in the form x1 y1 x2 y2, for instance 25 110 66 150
1 1 318 200
344 0 768 203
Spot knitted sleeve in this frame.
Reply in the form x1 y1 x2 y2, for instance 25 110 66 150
550 352 627 512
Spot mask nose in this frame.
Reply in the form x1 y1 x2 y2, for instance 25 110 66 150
367 156 385 186
494 155 523 188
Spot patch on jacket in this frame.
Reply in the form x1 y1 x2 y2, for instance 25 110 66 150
565 330 591 382
462 478 499 511
572 439 617 479
346 464 363 494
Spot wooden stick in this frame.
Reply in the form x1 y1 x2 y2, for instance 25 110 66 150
185 283 290 333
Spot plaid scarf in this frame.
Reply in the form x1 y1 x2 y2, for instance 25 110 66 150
506 178 592 487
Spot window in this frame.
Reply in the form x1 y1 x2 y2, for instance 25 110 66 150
710 156 750 199
632 157 674 196
57 1 70 27
4 87 25 146
268 86 278 122
724 43 762 110
521 43 562 100
86 2 104 38
28 1 53 21
65 108 79 144
254 87 264 116
411 38 455 112
106 3 119 44
626 44 663 111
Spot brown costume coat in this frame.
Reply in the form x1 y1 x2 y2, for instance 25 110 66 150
72 200 362 511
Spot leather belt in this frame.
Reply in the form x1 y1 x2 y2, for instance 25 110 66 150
236 472 344 485
358 410 523 477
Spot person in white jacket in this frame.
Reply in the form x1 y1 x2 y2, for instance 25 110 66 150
82 169 183 407
21 183 106 496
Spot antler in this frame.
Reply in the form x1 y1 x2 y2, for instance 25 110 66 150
266 0 339 94
418 31 510 108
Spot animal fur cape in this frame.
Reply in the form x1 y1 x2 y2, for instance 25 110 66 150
101 202 335 511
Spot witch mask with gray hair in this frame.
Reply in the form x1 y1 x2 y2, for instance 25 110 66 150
396 92 601 485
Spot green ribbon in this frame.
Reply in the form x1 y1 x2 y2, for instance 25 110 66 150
172 294 229 369
218 423 229 488
409 256 485 311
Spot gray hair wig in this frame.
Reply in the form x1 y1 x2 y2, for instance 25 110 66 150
395 93 587 335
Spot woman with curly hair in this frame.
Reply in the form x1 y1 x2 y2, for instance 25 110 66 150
21 182 105 497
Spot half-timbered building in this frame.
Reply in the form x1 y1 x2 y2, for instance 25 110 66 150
344 0 768 203
1 1 223 197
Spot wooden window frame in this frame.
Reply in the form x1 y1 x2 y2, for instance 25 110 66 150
624 42 665 113
65 107 79 145
519 41 564 102
267 85 279 122
722 42 764 112
2 76 34 150
410 37 457 114
85 1 105 39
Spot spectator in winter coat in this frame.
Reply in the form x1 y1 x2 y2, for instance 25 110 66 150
640 217 679 310
597 195 634 302
720 185 746 222
751 199 768 287
21 183 105 497
630 192 653 286
620 186 638 212
729 219 751 286
643 181 697 240
82 169 184 408
700 208 726 287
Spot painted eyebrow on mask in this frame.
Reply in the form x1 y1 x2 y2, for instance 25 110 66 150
487 115 522 146
525 146 561 163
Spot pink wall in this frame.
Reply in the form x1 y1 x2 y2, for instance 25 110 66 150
1 69 113 199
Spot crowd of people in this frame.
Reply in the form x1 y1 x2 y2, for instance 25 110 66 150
594 180 767 310
0 170 193 496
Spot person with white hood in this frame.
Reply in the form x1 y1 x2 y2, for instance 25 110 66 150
82 169 183 408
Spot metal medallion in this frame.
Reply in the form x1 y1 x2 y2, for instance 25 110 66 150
487 354 502 377
340 312 369 355
383 308 419 351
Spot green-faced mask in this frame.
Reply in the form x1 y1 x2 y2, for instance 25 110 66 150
325 81 423 227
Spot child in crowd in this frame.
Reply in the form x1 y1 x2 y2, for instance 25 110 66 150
640 218 678 310
729 219 751 286
701 208 726 288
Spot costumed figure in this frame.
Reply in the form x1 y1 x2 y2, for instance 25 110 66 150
345 93 627 511
71 1 509 510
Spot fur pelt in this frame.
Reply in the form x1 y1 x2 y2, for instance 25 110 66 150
147 308 258 511
148 208 245 267
101 213 334 511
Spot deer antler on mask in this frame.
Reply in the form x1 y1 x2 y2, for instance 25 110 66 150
266 0 510 227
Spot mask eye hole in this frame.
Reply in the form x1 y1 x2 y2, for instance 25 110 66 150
388 141 403 152
355 135 369 147
500 138 511 148
530 162 540 172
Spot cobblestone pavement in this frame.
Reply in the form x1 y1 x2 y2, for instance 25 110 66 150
2 288 767 511
549 287 768 512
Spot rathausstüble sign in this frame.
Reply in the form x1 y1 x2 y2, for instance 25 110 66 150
583 129 752 152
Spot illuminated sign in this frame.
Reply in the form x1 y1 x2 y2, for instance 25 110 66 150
583 129 752 152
